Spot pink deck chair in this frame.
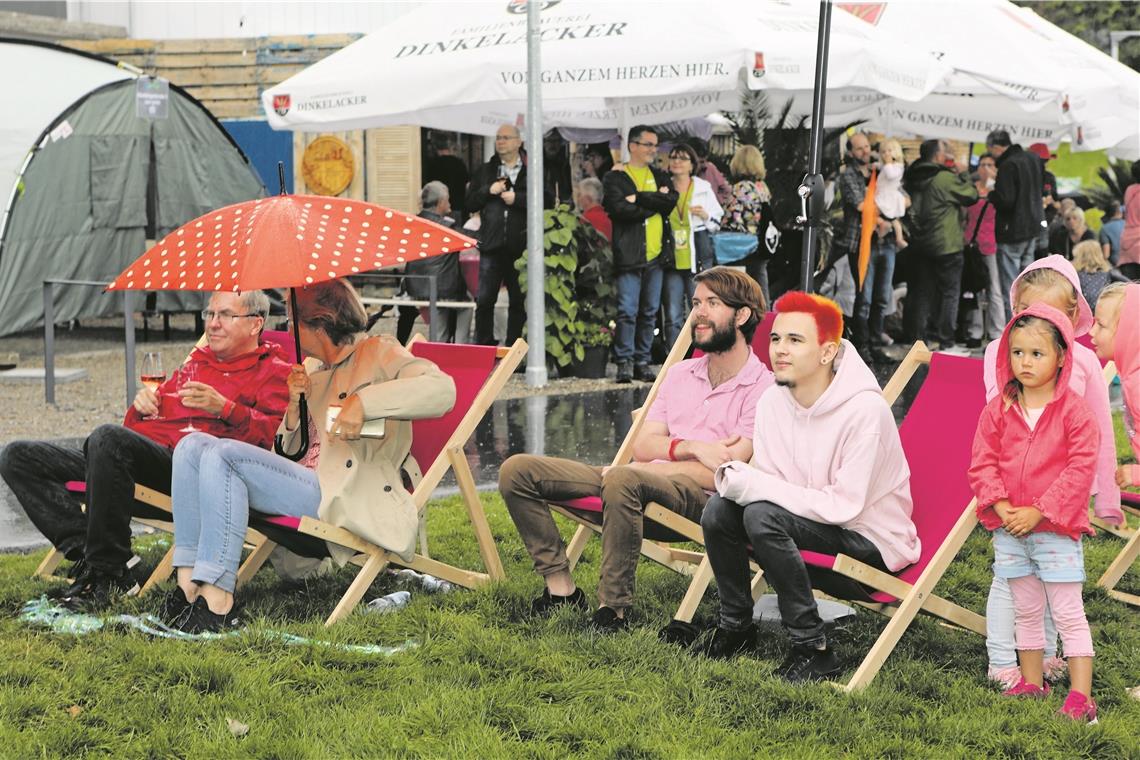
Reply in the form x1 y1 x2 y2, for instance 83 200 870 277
34 330 300 586
669 344 989 691
227 337 525 625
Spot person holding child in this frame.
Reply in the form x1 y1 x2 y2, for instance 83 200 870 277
968 303 1099 722
979 256 1122 691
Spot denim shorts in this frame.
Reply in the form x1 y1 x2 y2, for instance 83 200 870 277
992 528 1085 583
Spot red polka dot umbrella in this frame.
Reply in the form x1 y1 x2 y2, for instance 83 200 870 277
106 194 475 293
107 193 476 462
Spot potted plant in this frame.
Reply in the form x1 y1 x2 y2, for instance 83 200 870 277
516 203 616 375
570 322 613 379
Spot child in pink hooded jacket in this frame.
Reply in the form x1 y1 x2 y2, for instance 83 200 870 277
970 303 1099 722
981 255 1121 689
1090 282 1140 488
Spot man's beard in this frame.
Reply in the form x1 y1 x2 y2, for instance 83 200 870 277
692 319 737 353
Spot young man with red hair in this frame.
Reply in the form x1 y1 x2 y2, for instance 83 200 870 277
698 291 919 682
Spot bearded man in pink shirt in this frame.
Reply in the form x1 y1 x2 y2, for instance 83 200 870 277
700 291 919 682
499 268 774 633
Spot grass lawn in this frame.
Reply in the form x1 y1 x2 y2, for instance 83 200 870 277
1 418 1137 758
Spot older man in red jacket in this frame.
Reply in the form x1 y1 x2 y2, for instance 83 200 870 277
0 290 291 609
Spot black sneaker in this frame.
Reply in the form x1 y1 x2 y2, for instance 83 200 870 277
633 364 657 383
60 569 140 612
589 606 629 633
778 643 841 683
159 586 194 625
530 587 589 616
46 558 91 599
174 596 242 634
702 624 758 659
658 617 703 647
615 361 633 384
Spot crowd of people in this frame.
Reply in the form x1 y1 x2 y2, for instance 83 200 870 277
424 123 1140 386
1 121 1138 726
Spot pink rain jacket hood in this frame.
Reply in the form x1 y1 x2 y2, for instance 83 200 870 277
982 254 1122 526
970 303 1098 539
1115 284 1140 463
714 339 919 571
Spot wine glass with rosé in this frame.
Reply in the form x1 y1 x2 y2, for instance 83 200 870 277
139 352 164 420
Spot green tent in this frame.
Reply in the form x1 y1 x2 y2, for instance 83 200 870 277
0 39 265 337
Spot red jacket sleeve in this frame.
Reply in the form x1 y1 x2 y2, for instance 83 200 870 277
223 358 291 449
1034 401 1098 533
968 400 1008 530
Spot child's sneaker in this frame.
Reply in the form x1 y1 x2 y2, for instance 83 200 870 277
1058 690 1098 723
1043 656 1068 682
988 664 1023 690
1003 677 1051 698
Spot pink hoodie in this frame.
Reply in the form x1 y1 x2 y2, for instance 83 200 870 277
1114 284 1140 482
714 340 919 571
982 255 1123 526
970 303 1098 539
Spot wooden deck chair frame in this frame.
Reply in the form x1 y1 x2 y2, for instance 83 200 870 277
216 336 526 626
1094 359 1140 604
34 330 296 594
660 341 986 693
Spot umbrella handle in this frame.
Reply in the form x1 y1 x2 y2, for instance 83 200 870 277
274 394 309 461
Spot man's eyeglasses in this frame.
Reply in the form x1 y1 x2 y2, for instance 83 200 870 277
631 140 658 148
201 310 259 324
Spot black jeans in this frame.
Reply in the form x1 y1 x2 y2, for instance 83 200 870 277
905 250 963 345
701 496 888 647
475 248 525 346
0 424 173 573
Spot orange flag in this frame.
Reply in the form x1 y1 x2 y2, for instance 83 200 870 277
857 168 878 289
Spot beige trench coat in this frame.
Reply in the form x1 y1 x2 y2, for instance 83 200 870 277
278 335 455 564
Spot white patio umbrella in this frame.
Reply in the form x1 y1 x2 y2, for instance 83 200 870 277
822 0 1140 157
261 0 950 136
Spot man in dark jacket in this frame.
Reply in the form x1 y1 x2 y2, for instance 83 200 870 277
602 125 678 383
467 124 527 346
986 129 1045 322
902 139 979 349
397 181 470 344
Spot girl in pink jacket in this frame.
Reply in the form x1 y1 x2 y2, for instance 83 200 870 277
969 303 1099 722
1090 282 1140 488
981 255 1121 690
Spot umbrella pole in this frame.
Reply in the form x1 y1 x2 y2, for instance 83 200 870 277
525 0 547 387
799 0 833 293
274 286 309 461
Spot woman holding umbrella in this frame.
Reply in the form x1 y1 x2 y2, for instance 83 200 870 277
163 279 456 632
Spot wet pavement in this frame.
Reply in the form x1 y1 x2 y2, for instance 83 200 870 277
0 355 920 553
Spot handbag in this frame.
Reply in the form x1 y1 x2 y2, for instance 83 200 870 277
713 231 759 264
961 199 991 294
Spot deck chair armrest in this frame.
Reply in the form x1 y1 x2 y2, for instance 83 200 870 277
644 502 704 544
830 554 912 600
134 484 172 512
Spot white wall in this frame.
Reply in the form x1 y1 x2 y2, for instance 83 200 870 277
66 0 417 38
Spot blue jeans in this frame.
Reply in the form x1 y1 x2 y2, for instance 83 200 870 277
857 237 897 337
171 433 321 592
996 239 1036 323
614 260 663 365
661 268 694 351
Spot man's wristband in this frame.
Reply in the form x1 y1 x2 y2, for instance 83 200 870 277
668 438 683 462
220 399 237 420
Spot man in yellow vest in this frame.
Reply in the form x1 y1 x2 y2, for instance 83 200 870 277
602 125 679 383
